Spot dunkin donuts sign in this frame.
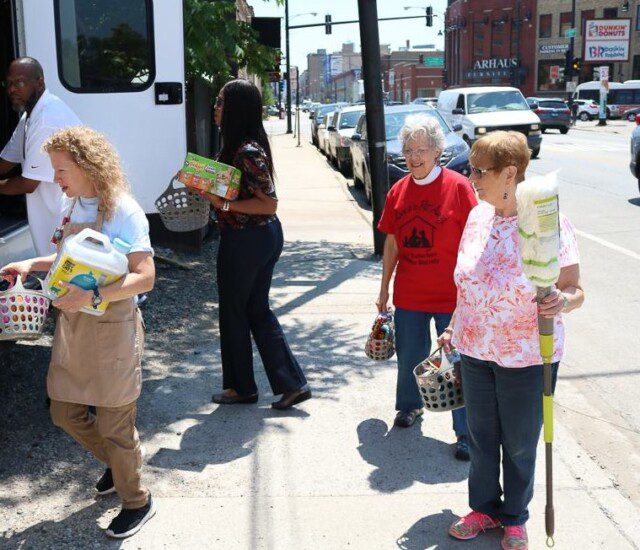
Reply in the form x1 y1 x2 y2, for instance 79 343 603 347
584 19 631 62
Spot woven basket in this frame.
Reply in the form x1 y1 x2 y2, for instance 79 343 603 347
413 347 464 412
0 276 50 341
155 178 210 232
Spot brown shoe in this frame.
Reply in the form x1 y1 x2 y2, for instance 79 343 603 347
212 392 258 404
271 389 312 410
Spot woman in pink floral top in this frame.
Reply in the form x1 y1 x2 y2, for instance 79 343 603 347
439 132 584 550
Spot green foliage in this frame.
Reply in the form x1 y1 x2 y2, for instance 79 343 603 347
262 81 276 107
184 0 283 91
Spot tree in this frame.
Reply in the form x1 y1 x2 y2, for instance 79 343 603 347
183 0 283 91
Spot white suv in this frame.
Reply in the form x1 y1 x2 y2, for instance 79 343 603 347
573 99 600 121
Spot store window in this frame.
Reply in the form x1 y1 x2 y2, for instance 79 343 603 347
539 14 552 38
491 20 506 57
581 9 595 35
510 23 519 57
637 5 640 31
473 22 485 57
634 55 640 79
54 0 155 93
538 60 566 92
559 12 572 37
603 7 618 18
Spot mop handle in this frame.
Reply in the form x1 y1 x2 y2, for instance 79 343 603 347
537 286 556 547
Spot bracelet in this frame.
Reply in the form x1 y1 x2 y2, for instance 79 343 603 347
561 293 569 311
222 200 230 212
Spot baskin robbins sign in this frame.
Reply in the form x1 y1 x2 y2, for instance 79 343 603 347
584 19 631 62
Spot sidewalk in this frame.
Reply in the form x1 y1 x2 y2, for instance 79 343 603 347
571 118 634 136
2 131 639 549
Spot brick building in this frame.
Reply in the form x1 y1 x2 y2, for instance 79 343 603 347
536 1 640 96
444 0 538 96
381 46 445 102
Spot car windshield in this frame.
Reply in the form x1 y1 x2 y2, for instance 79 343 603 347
385 110 449 141
316 105 337 121
467 91 530 113
340 111 363 129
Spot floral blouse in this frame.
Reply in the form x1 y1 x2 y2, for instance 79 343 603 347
451 202 580 368
216 141 278 230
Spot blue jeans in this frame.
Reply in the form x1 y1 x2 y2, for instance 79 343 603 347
460 354 559 526
394 308 468 437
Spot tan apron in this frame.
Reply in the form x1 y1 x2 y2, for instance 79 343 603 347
47 203 144 407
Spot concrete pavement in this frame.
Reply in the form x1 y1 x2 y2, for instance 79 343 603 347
2 125 639 549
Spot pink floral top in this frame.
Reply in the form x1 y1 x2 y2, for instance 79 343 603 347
451 202 580 368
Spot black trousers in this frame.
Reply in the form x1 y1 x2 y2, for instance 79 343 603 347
216 218 306 396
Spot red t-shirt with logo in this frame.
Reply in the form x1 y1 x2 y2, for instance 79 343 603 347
378 168 478 313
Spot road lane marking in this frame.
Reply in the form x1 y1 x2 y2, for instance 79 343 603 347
574 228 640 261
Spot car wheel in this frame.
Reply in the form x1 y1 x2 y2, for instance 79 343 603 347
628 112 637 122
579 112 590 121
354 164 364 189
463 135 472 147
559 127 569 135
364 173 372 204
531 147 540 159
541 127 547 134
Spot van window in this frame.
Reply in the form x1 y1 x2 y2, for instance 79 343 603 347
456 95 465 110
467 91 529 113
54 0 155 93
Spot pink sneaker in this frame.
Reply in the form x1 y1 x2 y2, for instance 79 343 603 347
448 510 501 540
502 525 528 550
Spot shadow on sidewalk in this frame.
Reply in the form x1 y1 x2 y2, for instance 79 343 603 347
396 508 501 549
357 419 469 493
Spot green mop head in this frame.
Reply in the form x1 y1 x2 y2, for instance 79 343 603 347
515 172 561 287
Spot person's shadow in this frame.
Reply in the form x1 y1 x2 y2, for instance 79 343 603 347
148 403 310 472
396 509 502 549
356 418 468 493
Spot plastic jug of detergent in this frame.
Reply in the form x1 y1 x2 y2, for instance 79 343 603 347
44 228 130 316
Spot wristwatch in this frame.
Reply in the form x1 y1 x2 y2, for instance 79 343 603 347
560 293 569 311
222 200 231 212
91 288 103 309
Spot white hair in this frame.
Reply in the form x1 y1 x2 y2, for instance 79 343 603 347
398 114 445 153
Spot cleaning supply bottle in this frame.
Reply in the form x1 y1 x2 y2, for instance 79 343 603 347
44 228 130 316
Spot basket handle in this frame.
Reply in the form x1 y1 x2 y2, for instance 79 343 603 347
0 273 45 293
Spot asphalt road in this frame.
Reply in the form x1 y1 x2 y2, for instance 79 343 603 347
291 114 640 510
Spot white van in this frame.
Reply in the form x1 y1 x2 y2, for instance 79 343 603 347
438 86 542 158
1 0 187 266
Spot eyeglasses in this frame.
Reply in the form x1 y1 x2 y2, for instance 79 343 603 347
402 148 431 158
215 96 224 107
469 164 496 177
2 79 30 90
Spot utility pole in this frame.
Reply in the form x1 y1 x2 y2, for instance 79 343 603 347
358 0 388 256
566 0 576 118
285 0 292 134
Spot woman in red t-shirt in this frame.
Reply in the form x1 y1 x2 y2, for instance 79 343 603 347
377 114 477 459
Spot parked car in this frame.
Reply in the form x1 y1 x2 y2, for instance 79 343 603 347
572 98 600 121
624 106 640 122
526 97 571 134
350 105 469 204
325 105 366 175
438 86 542 158
311 103 347 146
412 97 438 107
629 114 640 192
317 110 336 155
266 105 279 116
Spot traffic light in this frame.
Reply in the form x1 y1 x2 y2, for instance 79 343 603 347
426 6 433 27
572 57 581 73
564 50 573 77
325 14 332 35
418 54 424 64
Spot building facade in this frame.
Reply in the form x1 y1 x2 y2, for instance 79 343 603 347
536 1 640 96
307 44 362 102
445 0 538 96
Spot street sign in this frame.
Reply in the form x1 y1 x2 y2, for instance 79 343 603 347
550 65 560 80
599 65 609 81
564 28 577 38
424 57 444 67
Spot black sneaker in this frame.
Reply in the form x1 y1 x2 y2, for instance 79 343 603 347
393 409 423 428
105 495 156 539
95 468 116 495
455 435 470 461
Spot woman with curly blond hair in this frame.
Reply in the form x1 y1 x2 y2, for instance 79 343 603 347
1 126 156 539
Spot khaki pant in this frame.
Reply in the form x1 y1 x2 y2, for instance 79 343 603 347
50 400 149 509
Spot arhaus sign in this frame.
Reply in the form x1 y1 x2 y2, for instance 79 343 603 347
473 58 519 70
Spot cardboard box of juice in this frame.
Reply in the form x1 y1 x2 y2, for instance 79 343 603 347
177 153 241 201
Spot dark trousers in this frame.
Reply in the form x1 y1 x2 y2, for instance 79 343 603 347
217 218 306 396
460 354 559 526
